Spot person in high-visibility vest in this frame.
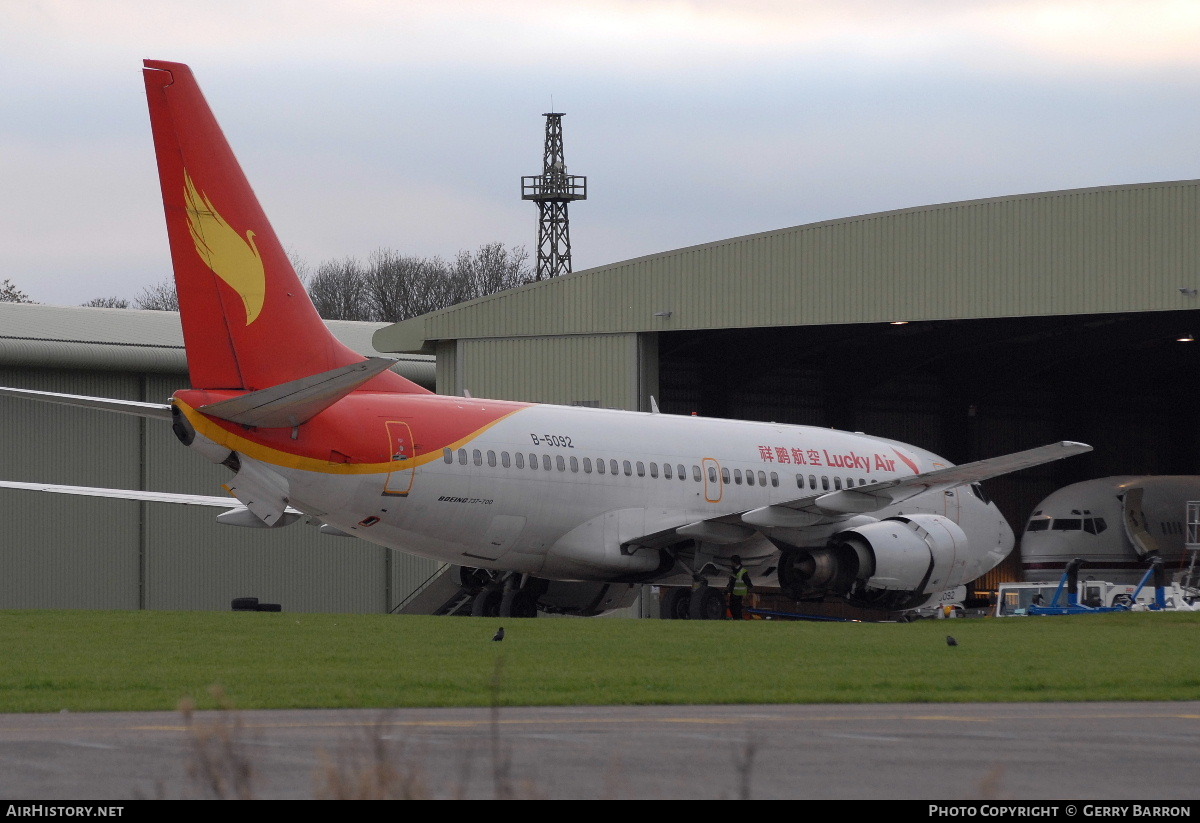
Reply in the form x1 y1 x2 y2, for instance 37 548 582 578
726 555 753 620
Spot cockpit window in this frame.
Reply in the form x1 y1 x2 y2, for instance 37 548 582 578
1084 517 1107 535
1026 519 1051 532
1051 518 1082 531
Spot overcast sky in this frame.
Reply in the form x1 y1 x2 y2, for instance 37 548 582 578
3 0 1200 306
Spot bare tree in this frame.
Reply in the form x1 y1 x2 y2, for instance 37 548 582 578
0 279 34 303
114 241 533 322
307 257 371 321
304 244 532 323
82 296 130 308
365 250 454 322
134 280 180 312
451 243 533 302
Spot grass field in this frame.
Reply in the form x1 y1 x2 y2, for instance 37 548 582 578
3 609 1200 714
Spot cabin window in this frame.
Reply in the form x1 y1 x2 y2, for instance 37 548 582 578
515 453 525 469
610 459 619 475
458 449 468 465
721 468 730 484
808 474 817 489
569 456 579 472
679 464 687 480
770 472 778 487
556 455 566 471
623 460 633 476
833 476 843 490
693 466 702 481
821 476 829 491
663 463 673 479
636 461 646 477
708 466 718 483
529 453 539 470
796 474 805 489
473 449 483 466
443 448 453 464
487 450 497 467
597 458 606 475
650 462 659 478
744 470 753 486
583 457 593 473
501 452 511 468
543 455 552 471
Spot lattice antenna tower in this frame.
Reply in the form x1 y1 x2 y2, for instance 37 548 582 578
522 113 587 280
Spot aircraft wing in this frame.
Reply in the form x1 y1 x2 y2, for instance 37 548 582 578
0 386 173 419
663 441 1092 544
762 440 1093 518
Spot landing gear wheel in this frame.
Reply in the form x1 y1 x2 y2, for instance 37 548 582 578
499 589 539 618
459 567 492 593
688 586 727 620
471 587 503 617
660 588 692 620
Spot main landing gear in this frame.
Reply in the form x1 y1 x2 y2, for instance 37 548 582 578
470 571 539 618
659 580 727 620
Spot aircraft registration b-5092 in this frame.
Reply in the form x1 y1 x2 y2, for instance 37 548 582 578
0 61 1092 618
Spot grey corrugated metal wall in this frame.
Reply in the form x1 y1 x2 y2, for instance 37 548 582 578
455 334 641 408
0 353 441 614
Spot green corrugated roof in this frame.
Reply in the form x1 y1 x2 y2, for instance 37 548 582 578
376 180 1200 354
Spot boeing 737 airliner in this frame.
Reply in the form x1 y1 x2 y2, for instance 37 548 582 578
0 61 1091 618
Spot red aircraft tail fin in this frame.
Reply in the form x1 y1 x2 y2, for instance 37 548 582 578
142 60 428 394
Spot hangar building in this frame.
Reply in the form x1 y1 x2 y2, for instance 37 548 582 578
375 179 1200 594
0 303 438 613
4 179 1198 614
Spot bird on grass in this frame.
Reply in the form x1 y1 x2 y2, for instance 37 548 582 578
493 627 505 641
946 635 958 647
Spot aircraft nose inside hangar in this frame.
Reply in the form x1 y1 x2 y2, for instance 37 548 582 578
376 178 1200 588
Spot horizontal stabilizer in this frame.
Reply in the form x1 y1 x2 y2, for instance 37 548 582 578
0 386 172 419
222 457 291 526
198 357 397 427
216 506 302 528
0 480 241 507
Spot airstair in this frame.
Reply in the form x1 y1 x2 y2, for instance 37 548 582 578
1182 501 1200 594
391 564 477 616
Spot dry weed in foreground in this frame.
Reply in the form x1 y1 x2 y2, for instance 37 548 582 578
975 764 1008 799
180 687 255 800
732 732 758 800
315 719 434 800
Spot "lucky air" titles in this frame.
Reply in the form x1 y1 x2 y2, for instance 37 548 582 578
756 445 901 473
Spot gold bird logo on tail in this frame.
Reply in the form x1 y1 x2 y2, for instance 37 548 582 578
183 170 266 325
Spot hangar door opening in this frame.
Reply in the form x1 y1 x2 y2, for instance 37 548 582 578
655 310 1200 581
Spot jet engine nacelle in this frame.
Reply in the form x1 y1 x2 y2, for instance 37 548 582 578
777 513 969 611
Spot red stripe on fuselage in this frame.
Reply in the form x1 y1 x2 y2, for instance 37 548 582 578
175 389 530 465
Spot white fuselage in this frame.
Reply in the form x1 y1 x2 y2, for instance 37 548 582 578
1021 476 1200 584
196 401 1015 588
